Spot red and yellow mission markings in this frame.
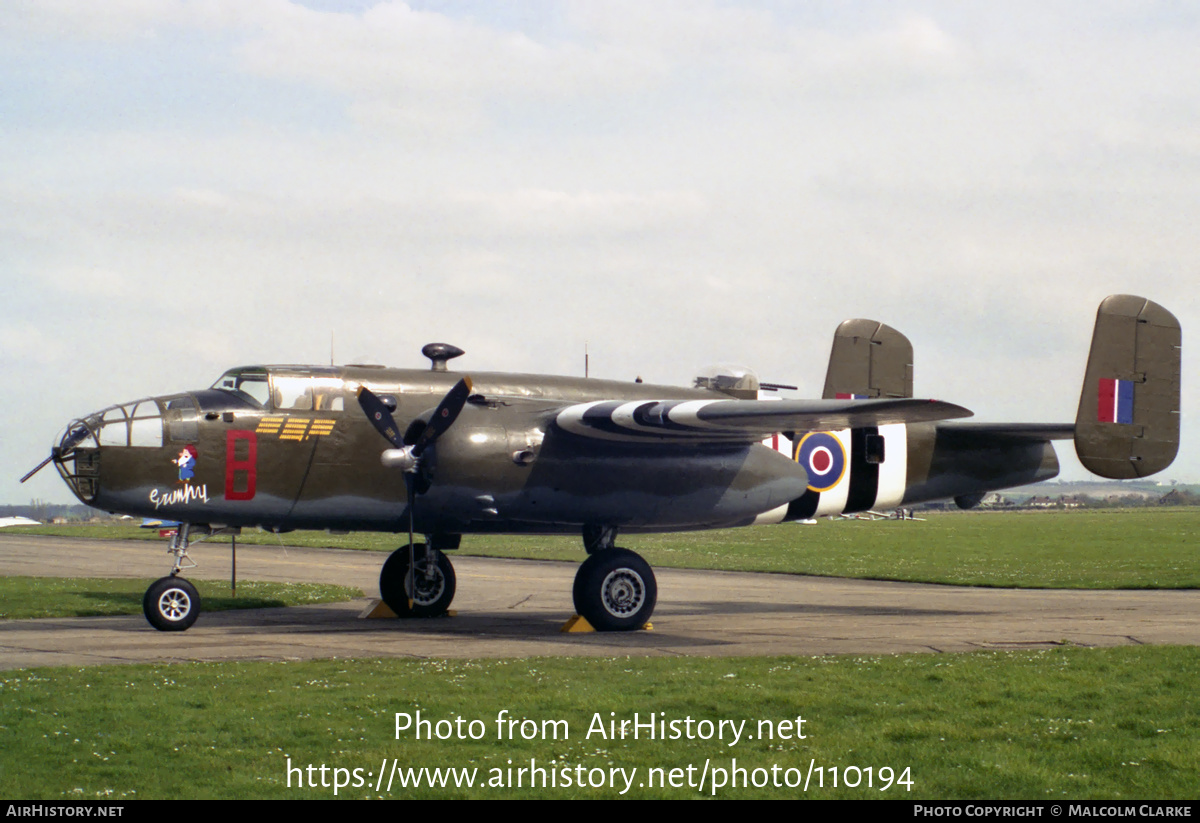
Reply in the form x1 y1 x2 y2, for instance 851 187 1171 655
255 417 337 441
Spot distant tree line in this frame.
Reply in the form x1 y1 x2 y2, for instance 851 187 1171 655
917 488 1200 511
1155 489 1200 506
1046 490 1200 508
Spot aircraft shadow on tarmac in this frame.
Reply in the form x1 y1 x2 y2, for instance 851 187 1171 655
658 601 974 618
82 597 976 639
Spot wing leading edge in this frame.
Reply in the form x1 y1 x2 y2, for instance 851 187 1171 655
555 397 972 444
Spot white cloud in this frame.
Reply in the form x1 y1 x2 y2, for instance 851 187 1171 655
3 2 975 132
1 1 1199 502
231 1 658 131
450 188 707 237
0 0 285 40
0 323 70 366
0 0 175 40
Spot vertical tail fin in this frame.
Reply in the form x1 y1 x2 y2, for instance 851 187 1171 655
822 320 913 400
1075 295 1180 478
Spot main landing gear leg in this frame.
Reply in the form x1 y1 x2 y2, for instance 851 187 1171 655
143 523 201 632
573 526 657 631
379 542 457 617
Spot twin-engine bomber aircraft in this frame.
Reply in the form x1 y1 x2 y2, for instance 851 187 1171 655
23 295 1180 632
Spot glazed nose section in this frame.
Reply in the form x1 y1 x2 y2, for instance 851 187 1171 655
20 412 97 485
48 415 103 502
58 419 95 453
30 399 167 503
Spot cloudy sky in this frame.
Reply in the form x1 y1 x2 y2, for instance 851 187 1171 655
3 0 1196 505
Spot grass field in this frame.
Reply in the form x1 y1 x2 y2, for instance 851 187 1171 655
1 646 1196 800
2 509 1196 800
8 506 1200 589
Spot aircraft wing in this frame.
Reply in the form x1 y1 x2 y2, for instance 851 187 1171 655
935 422 1075 441
554 397 972 443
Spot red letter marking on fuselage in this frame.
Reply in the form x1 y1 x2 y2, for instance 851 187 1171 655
225 430 257 501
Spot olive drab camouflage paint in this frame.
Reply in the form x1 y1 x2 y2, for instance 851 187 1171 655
25 296 1180 633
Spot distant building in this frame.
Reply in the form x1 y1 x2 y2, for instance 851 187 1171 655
1158 489 1200 506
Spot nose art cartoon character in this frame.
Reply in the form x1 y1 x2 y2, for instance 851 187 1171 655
174 445 197 483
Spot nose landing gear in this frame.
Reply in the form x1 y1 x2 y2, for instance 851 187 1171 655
143 576 200 631
140 523 237 632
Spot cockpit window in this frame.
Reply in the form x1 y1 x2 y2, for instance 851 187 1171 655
270 375 345 412
211 369 271 408
312 378 344 411
273 376 313 410
212 369 344 412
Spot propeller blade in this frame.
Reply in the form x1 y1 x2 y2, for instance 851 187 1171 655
411 377 473 458
357 387 405 449
360 378 472 609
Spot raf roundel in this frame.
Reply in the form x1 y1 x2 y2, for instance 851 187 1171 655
794 432 847 493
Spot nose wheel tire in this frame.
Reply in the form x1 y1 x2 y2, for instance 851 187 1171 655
379 543 457 617
143 576 201 632
572 548 657 631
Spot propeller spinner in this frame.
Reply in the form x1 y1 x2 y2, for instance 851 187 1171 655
357 377 473 470
357 377 473 608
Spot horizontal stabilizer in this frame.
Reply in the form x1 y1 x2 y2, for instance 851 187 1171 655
936 422 1075 442
1075 295 1180 479
556 397 972 444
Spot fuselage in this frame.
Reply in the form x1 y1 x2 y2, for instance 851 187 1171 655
52 364 1059 536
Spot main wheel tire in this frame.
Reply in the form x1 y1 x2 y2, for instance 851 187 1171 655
379 543 456 617
572 548 657 631
143 576 201 632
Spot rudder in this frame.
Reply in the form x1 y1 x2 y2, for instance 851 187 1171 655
1075 295 1180 478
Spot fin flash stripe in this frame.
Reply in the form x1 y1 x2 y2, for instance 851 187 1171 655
1098 378 1134 424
